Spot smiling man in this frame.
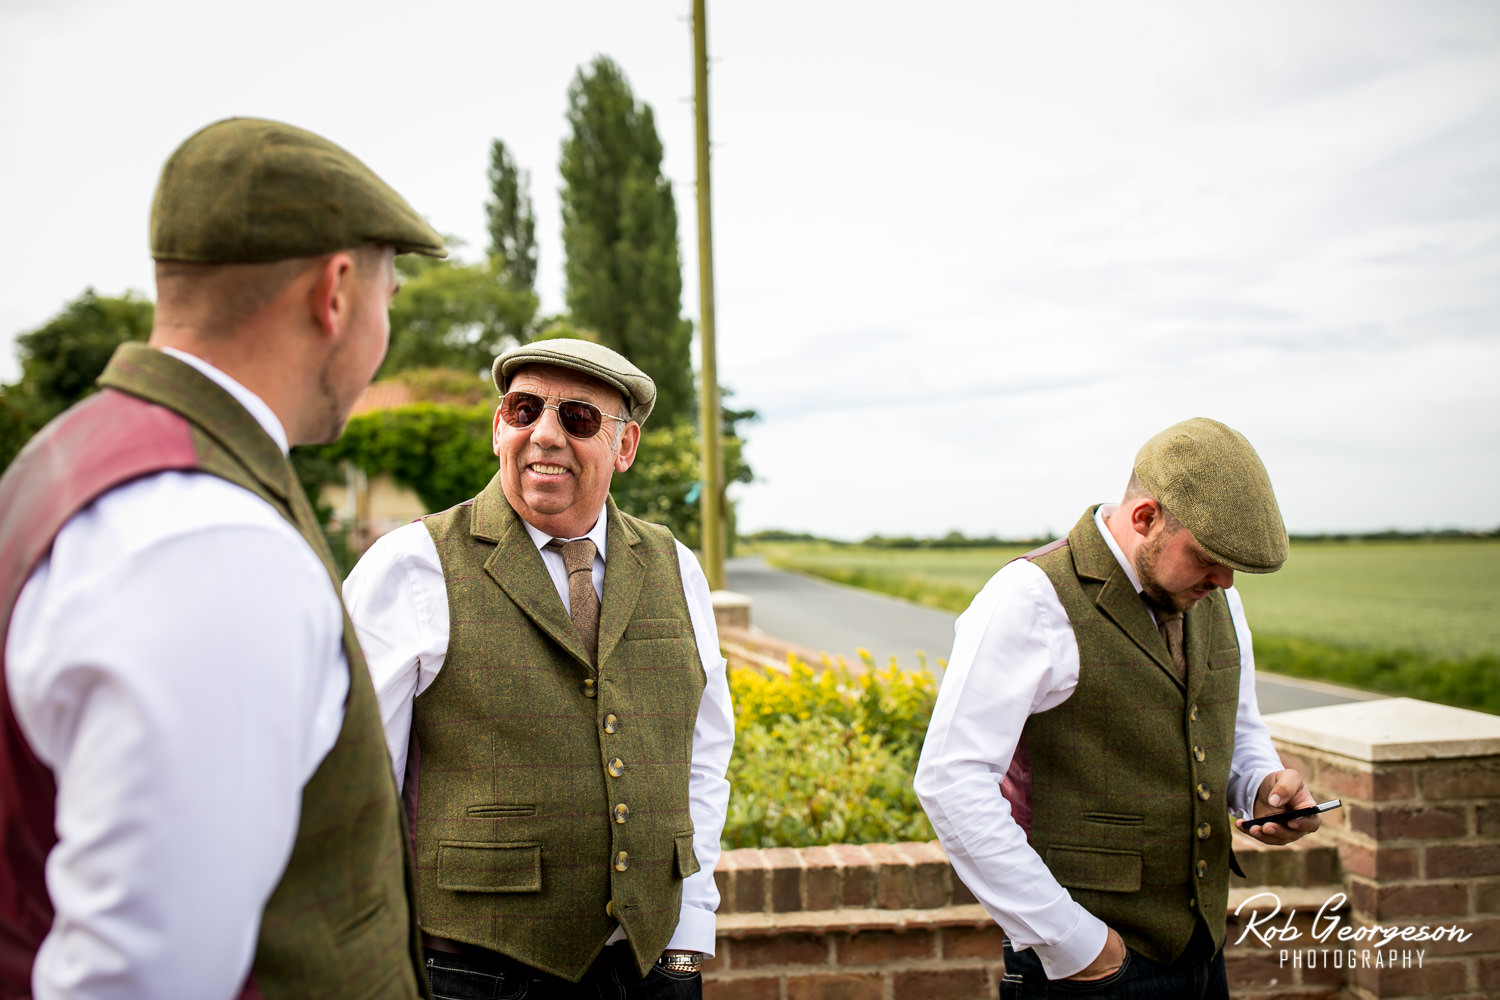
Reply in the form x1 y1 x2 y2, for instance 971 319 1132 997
915 417 1322 1000
343 338 733 1000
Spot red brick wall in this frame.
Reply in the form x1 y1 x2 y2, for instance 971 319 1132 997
705 751 1500 999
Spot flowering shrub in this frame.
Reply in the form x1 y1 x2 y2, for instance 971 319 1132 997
722 653 939 849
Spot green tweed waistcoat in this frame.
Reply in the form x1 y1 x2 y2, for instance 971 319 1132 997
97 344 428 999
418 477 705 981
1022 507 1241 965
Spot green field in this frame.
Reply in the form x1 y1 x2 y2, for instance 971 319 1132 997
753 538 1500 713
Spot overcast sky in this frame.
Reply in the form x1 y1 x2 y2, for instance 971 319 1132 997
3 0 1496 539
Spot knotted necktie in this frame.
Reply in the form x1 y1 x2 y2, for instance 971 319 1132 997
547 538 599 663
1156 609 1187 682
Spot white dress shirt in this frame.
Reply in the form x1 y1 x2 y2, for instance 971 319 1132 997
4 349 349 1000
913 506 1282 981
342 507 734 956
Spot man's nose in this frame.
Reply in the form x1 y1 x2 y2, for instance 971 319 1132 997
1207 565 1235 591
530 405 569 448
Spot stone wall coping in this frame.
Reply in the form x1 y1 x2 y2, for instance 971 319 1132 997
1264 697 1500 762
717 903 994 938
1228 885 1345 912
714 891 1343 940
710 589 752 608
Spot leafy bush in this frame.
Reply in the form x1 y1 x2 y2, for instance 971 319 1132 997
723 655 938 849
313 402 499 514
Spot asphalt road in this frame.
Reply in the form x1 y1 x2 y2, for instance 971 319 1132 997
724 556 1379 715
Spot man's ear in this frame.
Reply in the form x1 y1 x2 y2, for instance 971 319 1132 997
1128 497 1162 537
613 422 641 473
309 251 358 337
492 404 506 456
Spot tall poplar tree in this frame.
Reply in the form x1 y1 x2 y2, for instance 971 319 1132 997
486 139 538 295
559 56 695 425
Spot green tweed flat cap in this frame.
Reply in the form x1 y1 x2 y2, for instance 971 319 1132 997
493 338 656 425
150 117 447 262
1134 417 1289 574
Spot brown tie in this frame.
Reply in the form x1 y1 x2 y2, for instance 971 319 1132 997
547 538 599 663
1156 609 1187 681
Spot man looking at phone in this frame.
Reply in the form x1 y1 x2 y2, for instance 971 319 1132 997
915 418 1321 999
343 338 733 999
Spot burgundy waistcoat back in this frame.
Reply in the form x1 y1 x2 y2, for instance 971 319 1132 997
0 388 203 995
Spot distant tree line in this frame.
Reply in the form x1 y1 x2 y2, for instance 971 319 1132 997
742 527 1500 548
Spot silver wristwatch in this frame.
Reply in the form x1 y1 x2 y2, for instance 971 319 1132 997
659 950 703 973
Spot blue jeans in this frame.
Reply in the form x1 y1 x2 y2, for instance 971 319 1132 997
1000 927 1228 1000
425 944 701 1000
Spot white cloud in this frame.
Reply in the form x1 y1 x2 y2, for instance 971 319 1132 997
3 0 1497 536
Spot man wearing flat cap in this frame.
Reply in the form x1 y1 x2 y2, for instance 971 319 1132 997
343 337 733 998
0 117 446 998
916 418 1321 999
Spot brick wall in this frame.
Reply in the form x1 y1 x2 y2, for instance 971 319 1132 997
704 699 1500 1000
705 838 1344 999
1267 744 1500 999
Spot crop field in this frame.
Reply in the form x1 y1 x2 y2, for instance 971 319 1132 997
756 538 1500 658
1231 540 1500 660
754 538 1500 712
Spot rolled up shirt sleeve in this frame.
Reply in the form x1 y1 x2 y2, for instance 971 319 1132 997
7 475 347 1000
1224 587 1284 818
914 560 1109 980
342 521 450 790
665 541 734 955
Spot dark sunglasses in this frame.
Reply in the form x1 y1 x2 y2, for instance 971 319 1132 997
499 391 628 440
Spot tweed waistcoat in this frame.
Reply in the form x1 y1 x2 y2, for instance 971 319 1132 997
1011 507 1241 965
0 344 428 1000
417 478 705 981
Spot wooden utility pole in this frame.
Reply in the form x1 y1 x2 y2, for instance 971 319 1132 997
693 0 726 589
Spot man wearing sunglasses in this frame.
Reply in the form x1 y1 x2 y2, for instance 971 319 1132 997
915 418 1321 1000
344 338 733 999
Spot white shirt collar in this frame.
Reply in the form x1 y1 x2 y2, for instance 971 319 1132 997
1094 503 1145 595
160 347 290 455
520 503 610 561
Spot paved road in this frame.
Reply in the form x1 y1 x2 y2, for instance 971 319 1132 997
724 556 1379 715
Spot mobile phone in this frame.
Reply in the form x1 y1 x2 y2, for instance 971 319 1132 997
1239 798 1341 829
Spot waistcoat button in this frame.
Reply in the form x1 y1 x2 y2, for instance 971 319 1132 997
604 714 619 734
608 757 624 778
614 803 630 824
615 851 630 872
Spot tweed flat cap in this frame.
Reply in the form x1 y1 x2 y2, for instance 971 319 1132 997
493 338 656 425
150 117 447 263
1134 417 1289 573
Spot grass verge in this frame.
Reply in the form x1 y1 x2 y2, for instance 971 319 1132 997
1254 635 1499 715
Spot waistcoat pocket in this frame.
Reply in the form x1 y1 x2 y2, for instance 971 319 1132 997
466 803 537 818
438 841 543 893
1045 846 1141 893
624 618 692 640
674 831 701 879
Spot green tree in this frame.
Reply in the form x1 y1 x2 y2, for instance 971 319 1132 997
559 55 695 426
381 252 537 377
13 289 154 421
1 289 154 470
486 139 538 295
613 402 755 552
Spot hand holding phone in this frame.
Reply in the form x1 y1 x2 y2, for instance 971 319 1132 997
1238 798 1341 829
